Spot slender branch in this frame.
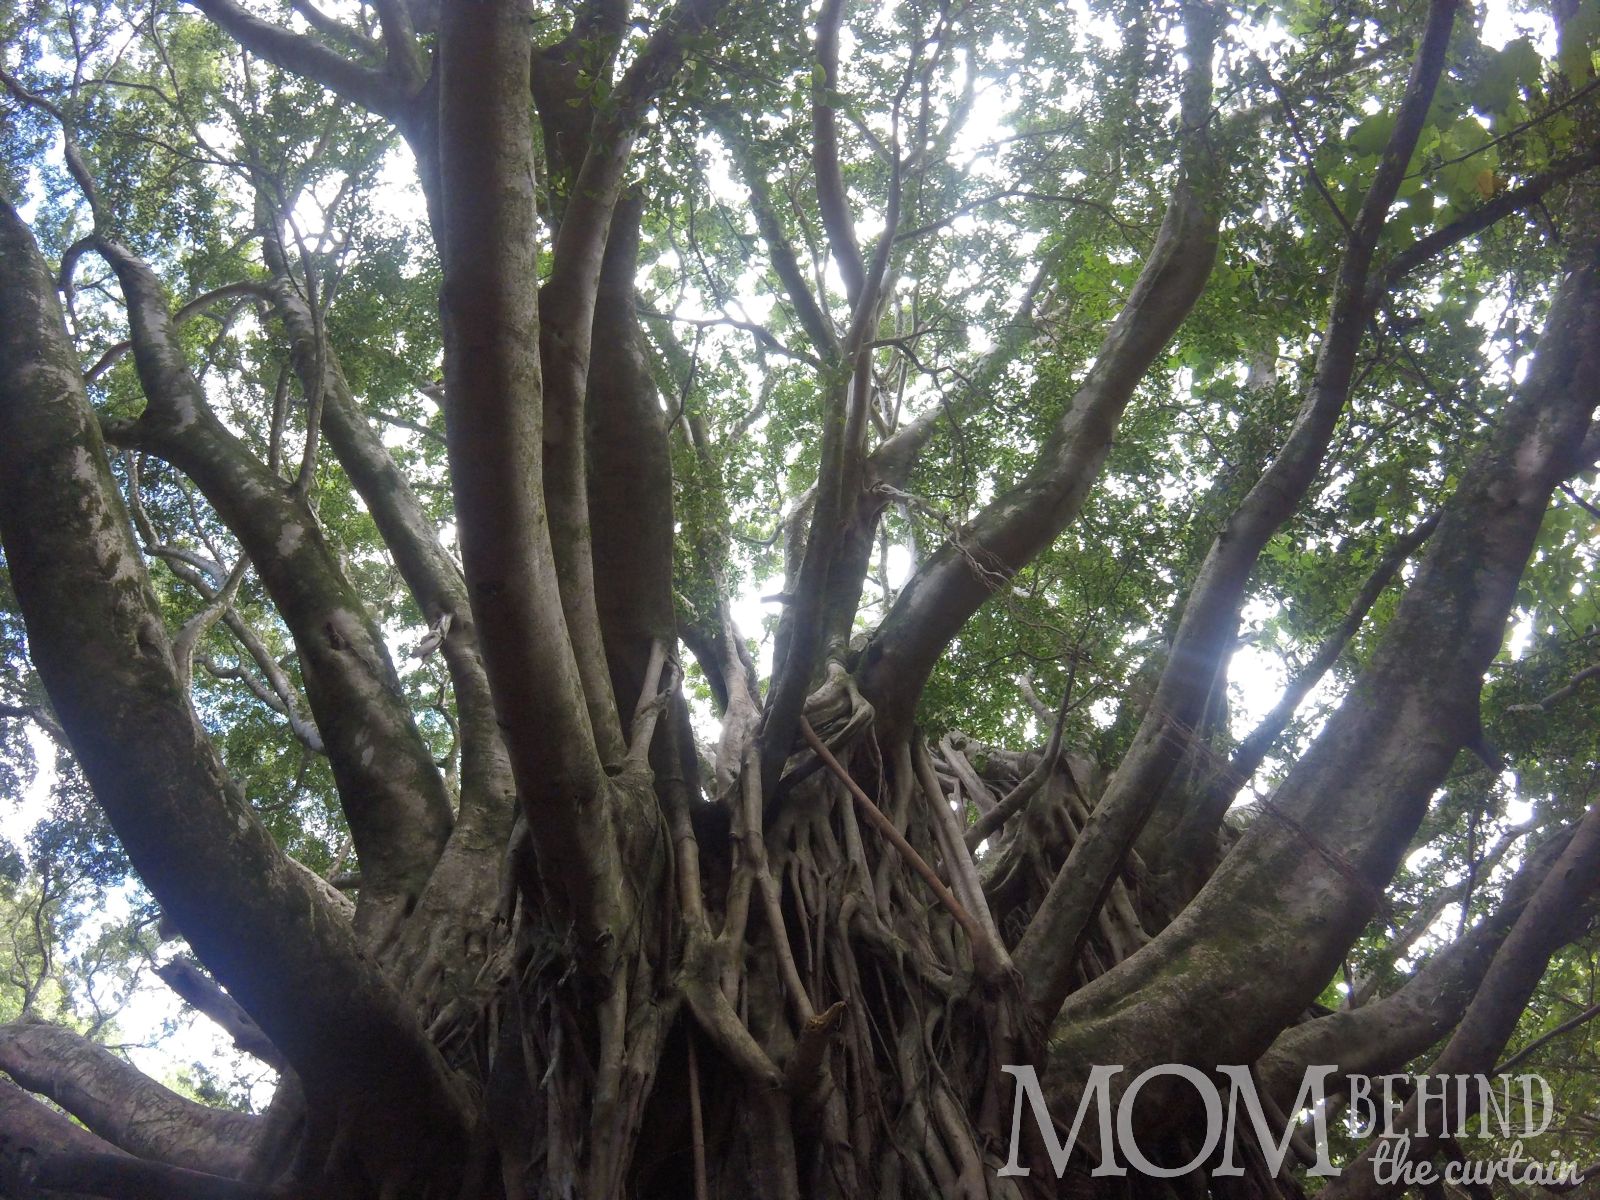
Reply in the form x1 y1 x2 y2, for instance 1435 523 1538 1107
373 0 427 90
964 673 1076 849
0 703 65 744
287 0 378 52
687 1033 710 1200
1174 508 1442 852
1508 662 1600 712
187 0 407 118
1495 1000 1600 1073
0 67 104 222
639 305 820 367
171 554 249 695
1377 143 1600 298
1266 65 1353 235
85 281 267 384
627 640 679 762
810 0 866 305
1352 820 1531 1007
713 123 840 361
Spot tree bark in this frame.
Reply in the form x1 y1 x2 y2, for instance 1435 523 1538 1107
0 1021 260 1177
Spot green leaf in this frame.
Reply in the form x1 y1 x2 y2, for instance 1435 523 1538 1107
1558 2 1600 84
1347 112 1396 156
1472 38 1541 115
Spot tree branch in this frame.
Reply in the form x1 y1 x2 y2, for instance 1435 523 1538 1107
1011 0 1463 1012
711 124 840 361
187 0 408 118
1043 219 1600 1087
1377 143 1600 298
859 0 1226 739
0 195 472 1186
1164 507 1442 862
154 957 285 1070
810 0 866 305
1318 799 1600 1200
0 1020 260 1176
94 237 453 936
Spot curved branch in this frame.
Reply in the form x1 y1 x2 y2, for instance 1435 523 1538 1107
95 238 453 934
859 0 1226 739
86 281 268 384
186 0 409 118
0 1020 260 1176
0 195 471 1185
1495 999 1600 1073
1509 661 1600 712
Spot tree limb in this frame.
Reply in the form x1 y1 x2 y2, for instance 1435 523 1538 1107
94 236 453 935
1042 215 1600 1089
0 1020 260 1176
0 194 472 1189
1377 143 1600 297
1011 0 1463 1013
187 0 408 118
858 0 1226 738
154 957 285 1070
1317 799 1600 1200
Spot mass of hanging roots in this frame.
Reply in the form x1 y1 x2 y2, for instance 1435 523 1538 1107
386 665 1297 1200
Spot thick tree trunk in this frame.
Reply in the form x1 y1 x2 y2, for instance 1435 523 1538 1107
4 2 1598 1198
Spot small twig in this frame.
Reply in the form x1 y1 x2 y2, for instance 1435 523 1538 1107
1262 64 1353 236
1560 482 1600 522
965 668 1077 849
1508 663 1600 713
0 65 104 222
